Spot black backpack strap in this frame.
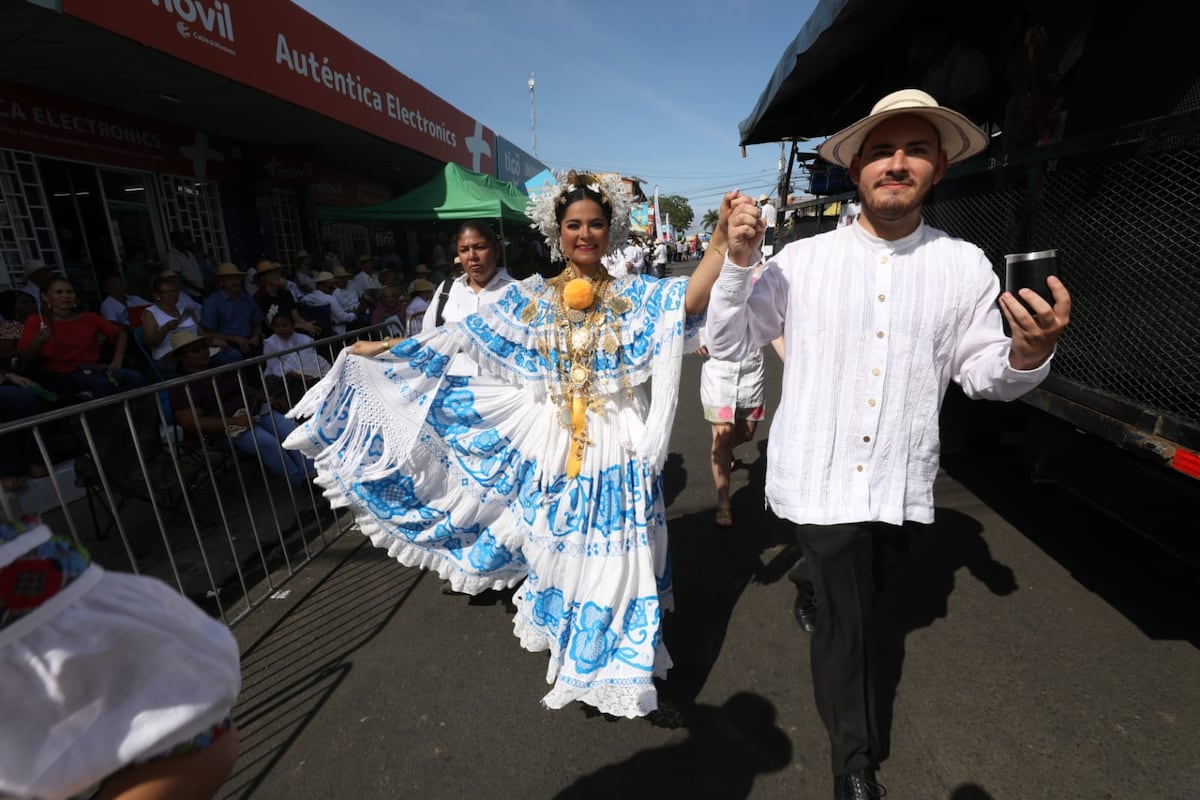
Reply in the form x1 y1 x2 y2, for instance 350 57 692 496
433 278 454 327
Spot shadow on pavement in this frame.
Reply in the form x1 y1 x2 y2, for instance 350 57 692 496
942 448 1200 648
658 439 793 711
217 539 422 800
554 691 792 800
950 783 997 799
873 508 1017 764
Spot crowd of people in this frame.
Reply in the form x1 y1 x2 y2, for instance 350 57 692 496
2 87 1073 800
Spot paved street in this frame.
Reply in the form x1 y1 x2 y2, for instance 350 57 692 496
219 265 1200 799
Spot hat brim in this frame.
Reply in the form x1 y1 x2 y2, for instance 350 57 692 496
817 106 989 169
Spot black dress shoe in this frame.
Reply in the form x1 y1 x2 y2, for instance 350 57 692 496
833 767 886 799
792 594 817 633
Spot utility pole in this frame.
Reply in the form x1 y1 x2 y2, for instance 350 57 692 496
528 73 537 158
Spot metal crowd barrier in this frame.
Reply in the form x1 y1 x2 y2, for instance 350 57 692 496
0 322 392 626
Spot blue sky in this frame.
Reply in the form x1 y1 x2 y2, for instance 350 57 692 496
290 0 819 231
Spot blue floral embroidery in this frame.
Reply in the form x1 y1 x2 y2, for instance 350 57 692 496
468 529 514 571
570 601 618 674
530 586 566 629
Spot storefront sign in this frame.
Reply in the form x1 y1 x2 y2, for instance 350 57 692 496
0 81 234 178
495 135 548 191
61 0 495 173
311 165 391 208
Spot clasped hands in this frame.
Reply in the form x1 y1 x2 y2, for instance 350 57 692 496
726 192 766 268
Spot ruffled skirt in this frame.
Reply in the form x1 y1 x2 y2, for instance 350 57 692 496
286 358 674 719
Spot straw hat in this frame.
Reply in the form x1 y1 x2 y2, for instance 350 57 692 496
758 194 769 204
167 329 213 357
315 270 335 284
817 88 989 169
409 278 436 293
214 262 245 277
296 250 311 260
413 263 431 275
331 266 352 279
23 259 54 279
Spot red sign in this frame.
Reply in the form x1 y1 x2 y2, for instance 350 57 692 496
60 0 496 174
311 165 391 208
0 81 234 178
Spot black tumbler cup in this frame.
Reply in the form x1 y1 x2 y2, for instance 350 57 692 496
1004 249 1057 312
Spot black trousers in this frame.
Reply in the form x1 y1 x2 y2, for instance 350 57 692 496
789 522 886 774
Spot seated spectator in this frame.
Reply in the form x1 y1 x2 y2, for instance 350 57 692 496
301 271 356 335
142 274 236 378
166 331 314 485
17 277 144 400
351 255 382 305
1 289 37 367
405 278 436 336
0 514 240 800
294 250 318 294
0 368 53 491
17 259 57 316
202 263 263 358
370 285 406 337
261 313 331 409
253 260 320 340
99 274 151 328
428 257 450 286
331 266 368 328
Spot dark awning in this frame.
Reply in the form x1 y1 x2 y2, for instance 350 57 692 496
737 0 917 146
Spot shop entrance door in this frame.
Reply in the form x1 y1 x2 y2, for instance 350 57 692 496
100 169 161 299
37 158 114 306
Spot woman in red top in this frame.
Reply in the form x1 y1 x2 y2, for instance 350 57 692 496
17 277 144 400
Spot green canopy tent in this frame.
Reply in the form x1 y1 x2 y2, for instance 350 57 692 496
317 163 532 268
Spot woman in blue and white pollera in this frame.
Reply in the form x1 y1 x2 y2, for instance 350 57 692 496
284 171 733 719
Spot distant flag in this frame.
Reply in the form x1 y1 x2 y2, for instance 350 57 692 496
525 169 556 197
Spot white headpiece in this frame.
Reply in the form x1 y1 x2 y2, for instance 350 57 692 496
526 170 631 263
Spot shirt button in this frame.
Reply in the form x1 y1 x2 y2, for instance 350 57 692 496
868 399 877 407
880 256 888 264
856 465 864 472
863 435 871 442
876 331 885 339
871 368 881 376
878 294 886 302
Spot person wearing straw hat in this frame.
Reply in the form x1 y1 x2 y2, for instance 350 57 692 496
201 263 262 357
299 270 356 335
166 330 314 486
706 88 1072 799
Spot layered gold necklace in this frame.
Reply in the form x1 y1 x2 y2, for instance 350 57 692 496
526 263 631 478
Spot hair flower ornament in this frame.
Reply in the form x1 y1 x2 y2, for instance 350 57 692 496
526 169 632 263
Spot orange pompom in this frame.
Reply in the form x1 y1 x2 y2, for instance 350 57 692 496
563 279 594 310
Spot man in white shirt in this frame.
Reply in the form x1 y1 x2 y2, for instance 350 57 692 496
331 266 365 328
300 271 357 334
165 230 206 301
18 260 57 314
404 279 435 336
705 89 1071 799
758 194 778 255
420 222 517 375
351 254 383 303
99 274 151 327
652 239 669 278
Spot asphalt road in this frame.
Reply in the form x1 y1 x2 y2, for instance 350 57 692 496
220 262 1200 800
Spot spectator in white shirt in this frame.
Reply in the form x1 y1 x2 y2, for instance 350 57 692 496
165 230 206 301
301 271 357 334
331 266 365 328
351 254 383 303
404 279 435 336
758 194 778 252
18 260 57 316
99 274 150 328
705 89 1071 799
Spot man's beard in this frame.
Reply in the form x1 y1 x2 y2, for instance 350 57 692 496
860 180 929 222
